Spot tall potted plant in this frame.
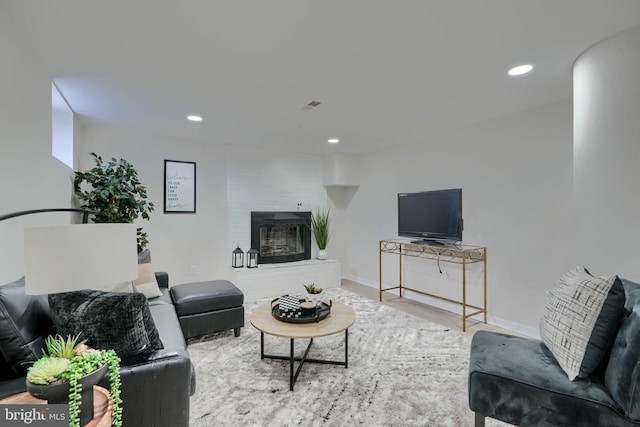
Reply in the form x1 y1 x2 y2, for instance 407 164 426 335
311 208 331 260
73 153 155 251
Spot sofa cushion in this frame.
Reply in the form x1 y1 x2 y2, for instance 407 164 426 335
604 278 640 421
0 278 54 378
133 249 163 298
539 266 625 380
48 290 163 359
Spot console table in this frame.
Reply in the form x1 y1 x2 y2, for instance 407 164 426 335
379 240 487 331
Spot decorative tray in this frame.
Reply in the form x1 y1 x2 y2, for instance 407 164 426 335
271 296 332 323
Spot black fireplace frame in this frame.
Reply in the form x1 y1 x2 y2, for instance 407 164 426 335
250 211 311 264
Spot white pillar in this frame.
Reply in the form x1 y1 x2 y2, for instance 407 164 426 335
573 25 640 278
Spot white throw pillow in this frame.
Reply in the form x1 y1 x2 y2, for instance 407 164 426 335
539 266 624 380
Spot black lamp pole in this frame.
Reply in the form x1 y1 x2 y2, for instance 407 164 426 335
0 208 97 223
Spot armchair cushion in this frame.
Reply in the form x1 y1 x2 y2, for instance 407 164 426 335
539 266 625 380
469 331 628 426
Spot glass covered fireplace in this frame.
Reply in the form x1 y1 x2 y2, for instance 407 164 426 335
250 211 311 264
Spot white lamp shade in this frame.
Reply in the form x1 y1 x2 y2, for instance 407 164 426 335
24 224 138 295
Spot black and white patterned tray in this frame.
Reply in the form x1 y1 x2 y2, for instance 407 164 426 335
271 296 332 323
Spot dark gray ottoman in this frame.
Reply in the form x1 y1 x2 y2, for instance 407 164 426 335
169 280 244 339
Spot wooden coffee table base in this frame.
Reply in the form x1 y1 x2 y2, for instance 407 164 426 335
260 330 349 391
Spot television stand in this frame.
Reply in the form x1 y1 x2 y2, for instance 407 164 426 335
378 240 487 331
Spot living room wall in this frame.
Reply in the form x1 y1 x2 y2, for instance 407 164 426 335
76 125 333 286
0 10 73 283
76 124 230 286
341 101 575 334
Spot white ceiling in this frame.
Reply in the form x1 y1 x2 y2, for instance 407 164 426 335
5 1 640 154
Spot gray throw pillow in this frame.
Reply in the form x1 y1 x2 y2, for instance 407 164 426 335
48 290 163 359
539 266 625 380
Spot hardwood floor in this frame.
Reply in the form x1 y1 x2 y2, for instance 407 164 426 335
341 278 516 336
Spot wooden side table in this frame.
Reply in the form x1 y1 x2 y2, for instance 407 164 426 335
0 385 112 427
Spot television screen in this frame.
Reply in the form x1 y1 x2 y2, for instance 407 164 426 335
397 188 462 244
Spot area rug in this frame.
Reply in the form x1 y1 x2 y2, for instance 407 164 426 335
187 287 509 426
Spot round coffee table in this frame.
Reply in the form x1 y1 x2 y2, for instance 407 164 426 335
250 300 356 391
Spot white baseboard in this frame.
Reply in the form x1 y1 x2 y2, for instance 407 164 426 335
342 274 538 338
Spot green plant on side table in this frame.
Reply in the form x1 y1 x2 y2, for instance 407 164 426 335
26 334 122 427
311 208 331 260
73 152 155 251
304 283 323 304
303 283 323 295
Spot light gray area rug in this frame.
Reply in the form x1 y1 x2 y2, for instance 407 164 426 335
188 287 509 426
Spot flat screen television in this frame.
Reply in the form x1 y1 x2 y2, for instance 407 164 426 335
397 188 462 245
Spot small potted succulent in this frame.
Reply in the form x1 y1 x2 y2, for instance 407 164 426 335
303 283 323 304
26 334 122 427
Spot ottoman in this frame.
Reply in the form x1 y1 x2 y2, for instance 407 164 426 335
169 280 244 339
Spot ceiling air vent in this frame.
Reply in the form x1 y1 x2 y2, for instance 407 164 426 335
302 100 321 111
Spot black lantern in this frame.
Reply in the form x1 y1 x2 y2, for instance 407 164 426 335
232 245 244 268
247 248 259 268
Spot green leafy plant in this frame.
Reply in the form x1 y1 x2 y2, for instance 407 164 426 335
26 357 69 384
73 152 155 250
44 334 86 360
311 208 331 250
303 283 323 294
26 335 122 427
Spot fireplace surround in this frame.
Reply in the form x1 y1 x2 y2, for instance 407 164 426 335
250 211 311 264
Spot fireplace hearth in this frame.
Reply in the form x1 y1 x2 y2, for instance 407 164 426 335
250 211 311 264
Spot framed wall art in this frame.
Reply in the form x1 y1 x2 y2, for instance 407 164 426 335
164 160 196 213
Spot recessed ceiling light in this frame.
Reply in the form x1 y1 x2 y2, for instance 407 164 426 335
508 64 533 76
187 115 203 122
328 138 339 144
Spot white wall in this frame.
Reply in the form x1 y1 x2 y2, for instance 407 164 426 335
0 8 73 283
573 25 640 279
226 145 327 258
77 128 332 286
76 124 229 286
341 101 574 334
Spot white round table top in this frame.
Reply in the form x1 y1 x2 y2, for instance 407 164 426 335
250 300 356 339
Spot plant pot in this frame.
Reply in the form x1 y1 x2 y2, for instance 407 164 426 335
317 249 327 260
306 293 323 305
26 363 108 425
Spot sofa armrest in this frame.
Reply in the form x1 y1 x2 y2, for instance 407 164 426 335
101 348 193 427
155 272 169 289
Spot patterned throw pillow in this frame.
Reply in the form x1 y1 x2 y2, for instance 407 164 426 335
48 290 164 359
539 266 625 380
